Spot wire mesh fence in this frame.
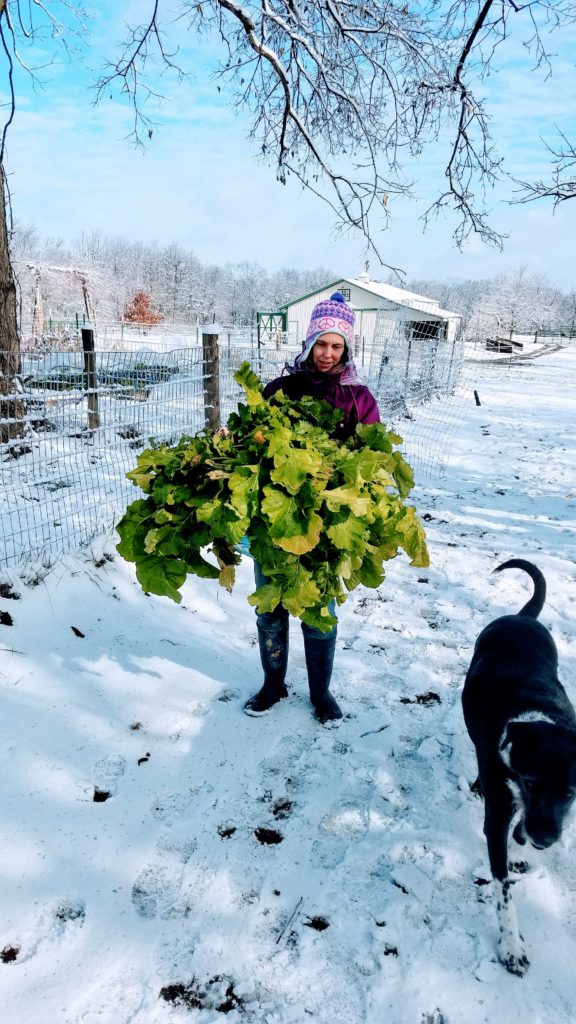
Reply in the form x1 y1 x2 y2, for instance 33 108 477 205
0 341 300 566
2 321 573 568
19 319 260 353
366 307 575 477
365 304 470 476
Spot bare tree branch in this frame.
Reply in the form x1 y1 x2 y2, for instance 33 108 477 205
2 0 576 272
0 7 17 162
88 0 572 264
93 0 186 146
513 128 576 205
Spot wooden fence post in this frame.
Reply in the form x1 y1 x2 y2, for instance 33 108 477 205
81 325 100 431
202 323 220 430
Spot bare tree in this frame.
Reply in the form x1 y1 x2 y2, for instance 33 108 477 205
13 222 573 342
0 0 88 378
0 163 19 375
94 0 576 262
2 0 576 373
0 155 22 435
12 223 338 328
159 244 190 321
558 291 576 336
466 265 564 342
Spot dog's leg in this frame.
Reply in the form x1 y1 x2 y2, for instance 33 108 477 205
483 783 530 976
494 878 529 976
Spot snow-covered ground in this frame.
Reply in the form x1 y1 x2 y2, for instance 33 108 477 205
1 347 575 1024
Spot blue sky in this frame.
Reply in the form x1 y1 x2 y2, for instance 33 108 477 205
3 1 576 290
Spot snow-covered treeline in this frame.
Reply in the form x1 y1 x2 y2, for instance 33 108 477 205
406 267 576 340
10 225 335 329
11 224 576 339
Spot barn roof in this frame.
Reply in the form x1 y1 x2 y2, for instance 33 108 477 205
279 275 460 321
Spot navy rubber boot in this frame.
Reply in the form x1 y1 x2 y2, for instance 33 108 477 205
304 634 342 726
244 625 289 716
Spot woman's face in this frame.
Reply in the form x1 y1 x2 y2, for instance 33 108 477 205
311 332 346 372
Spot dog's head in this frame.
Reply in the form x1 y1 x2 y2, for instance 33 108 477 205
503 721 576 849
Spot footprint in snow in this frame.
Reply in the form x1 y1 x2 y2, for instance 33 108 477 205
1 896 86 965
132 836 197 919
421 1011 447 1024
319 801 369 840
67 972 146 1024
311 837 347 868
271 796 294 820
373 767 408 812
150 790 196 824
215 687 241 703
257 733 309 778
92 754 126 802
52 896 86 931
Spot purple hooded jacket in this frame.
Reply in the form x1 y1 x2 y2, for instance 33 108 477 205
263 367 380 440
263 290 380 439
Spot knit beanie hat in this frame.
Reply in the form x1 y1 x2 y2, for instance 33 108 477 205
290 291 361 383
306 291 355 350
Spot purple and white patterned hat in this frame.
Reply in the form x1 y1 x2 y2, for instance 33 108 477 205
290 291 361 383
305 291 355 350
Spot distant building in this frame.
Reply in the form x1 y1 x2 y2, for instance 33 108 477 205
257 269 460 349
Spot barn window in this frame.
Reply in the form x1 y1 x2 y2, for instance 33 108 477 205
340 288 351 300
407 320 446 340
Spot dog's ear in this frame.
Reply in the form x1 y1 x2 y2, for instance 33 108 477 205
503 722 522 747
504 720 555 747
506 720 565 774
502 721 545 769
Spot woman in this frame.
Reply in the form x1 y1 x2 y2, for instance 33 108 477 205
244 291 381 726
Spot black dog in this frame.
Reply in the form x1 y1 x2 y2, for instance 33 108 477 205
462 558 576 975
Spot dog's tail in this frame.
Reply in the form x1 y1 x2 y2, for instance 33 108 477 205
494 559 546 618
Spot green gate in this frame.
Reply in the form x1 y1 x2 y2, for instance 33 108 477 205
257 311 288 347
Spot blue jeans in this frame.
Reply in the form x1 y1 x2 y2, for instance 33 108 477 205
253 561 337 642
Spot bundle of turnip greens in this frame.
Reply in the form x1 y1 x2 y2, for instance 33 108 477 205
116 362 429 632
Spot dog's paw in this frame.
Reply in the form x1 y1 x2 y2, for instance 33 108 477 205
498 944 530 977
508 859 529 875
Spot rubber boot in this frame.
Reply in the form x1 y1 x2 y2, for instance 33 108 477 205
244 624 289 716
304 634 342 726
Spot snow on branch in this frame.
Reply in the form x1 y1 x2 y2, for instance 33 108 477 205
88 0 575 263
513 128 576 206
2 0 576 265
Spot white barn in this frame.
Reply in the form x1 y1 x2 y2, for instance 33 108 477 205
257 270 460 352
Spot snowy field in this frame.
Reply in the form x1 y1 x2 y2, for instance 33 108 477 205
0 347 575 1023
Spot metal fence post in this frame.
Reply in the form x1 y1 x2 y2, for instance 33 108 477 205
404 333 413 386
202 323 220 430
81 325 100 431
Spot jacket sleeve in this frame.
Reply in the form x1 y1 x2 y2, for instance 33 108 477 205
263 376 292 400
263 377 283 400
356 387 381 425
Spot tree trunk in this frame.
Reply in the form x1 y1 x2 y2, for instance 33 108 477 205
0 162 21 375
0 161 24 441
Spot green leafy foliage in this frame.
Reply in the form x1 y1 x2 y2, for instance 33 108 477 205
116 362 430 631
